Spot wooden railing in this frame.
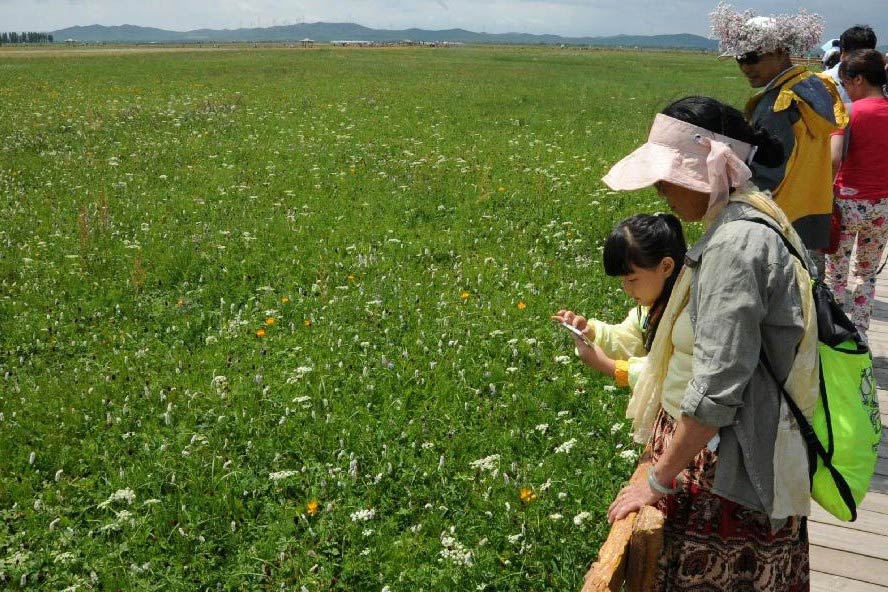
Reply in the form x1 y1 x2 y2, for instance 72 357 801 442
791 57 823 67
580 451 665 592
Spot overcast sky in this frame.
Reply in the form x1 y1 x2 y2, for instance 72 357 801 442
3 1 885 40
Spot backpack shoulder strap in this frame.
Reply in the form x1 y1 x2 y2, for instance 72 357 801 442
736 217 812 276
747 218 862 519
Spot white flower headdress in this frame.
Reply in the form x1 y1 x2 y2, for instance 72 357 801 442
710 1 825 58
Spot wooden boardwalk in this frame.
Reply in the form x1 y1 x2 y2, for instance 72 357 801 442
808 276 888 591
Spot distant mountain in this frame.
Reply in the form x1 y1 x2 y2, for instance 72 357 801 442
52 23 719 50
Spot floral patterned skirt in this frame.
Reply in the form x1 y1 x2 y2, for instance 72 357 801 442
649 410 809 591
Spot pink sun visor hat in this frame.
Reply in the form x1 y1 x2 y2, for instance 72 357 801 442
602 114 757 198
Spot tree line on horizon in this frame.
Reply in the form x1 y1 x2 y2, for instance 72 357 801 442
1 32 54 45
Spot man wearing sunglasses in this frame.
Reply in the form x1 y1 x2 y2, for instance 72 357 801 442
711 3 847 275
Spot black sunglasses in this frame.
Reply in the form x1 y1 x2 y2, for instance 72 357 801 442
735 51 763 65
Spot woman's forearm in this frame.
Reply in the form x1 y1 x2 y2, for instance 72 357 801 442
651 415 718 486
830 134 843 179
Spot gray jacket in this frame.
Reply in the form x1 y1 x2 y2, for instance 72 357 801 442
682 201 806 520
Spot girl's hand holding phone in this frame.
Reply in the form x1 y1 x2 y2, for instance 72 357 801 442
551 309 594 349
552 310 616 377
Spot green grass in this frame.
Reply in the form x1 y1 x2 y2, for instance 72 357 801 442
0 46 751 590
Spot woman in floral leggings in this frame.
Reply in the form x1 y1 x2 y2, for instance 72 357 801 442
826 49 888 339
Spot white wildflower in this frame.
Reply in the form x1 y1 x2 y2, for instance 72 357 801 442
573 511 592 525
269 470 298 482
350 508 376 522
469 454 500 477
286 366 314 383
619 449 639 462
554 438 577 454
554 354 572 365
98 488 136 509
211 375 228 395
440 530 473 567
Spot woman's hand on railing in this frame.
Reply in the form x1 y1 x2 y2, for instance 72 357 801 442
607 479 664 524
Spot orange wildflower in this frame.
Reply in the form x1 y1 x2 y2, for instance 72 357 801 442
265 317 276 326
306 499 320 516
256 328 266 338
516 301 526 310
520 487 537 503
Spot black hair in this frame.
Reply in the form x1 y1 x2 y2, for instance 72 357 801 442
839 25 877 53
602 213 687 351
840 49 888 91
660 96 784 168
823 50 841 70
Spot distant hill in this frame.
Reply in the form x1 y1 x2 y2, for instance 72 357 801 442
52 23 719 50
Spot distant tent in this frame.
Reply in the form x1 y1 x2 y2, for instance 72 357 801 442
300 38 314 48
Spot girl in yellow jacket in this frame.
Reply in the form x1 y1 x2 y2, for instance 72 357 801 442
553 213 686 388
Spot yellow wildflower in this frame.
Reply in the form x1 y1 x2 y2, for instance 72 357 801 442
517 301 526 310
460 290 470 300
265 317 276 326
306 500 320 516
520 487 537 503
303 319 312 327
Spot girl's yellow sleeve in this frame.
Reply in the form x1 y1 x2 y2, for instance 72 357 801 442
589 307 648 360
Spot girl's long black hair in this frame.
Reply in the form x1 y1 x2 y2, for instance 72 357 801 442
602 213 687 351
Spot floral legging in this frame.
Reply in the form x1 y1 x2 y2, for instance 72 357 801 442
825 196 888 333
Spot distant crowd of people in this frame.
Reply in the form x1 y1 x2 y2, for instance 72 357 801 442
555 2 887 590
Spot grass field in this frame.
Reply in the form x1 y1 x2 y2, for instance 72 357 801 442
0 46 752 590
